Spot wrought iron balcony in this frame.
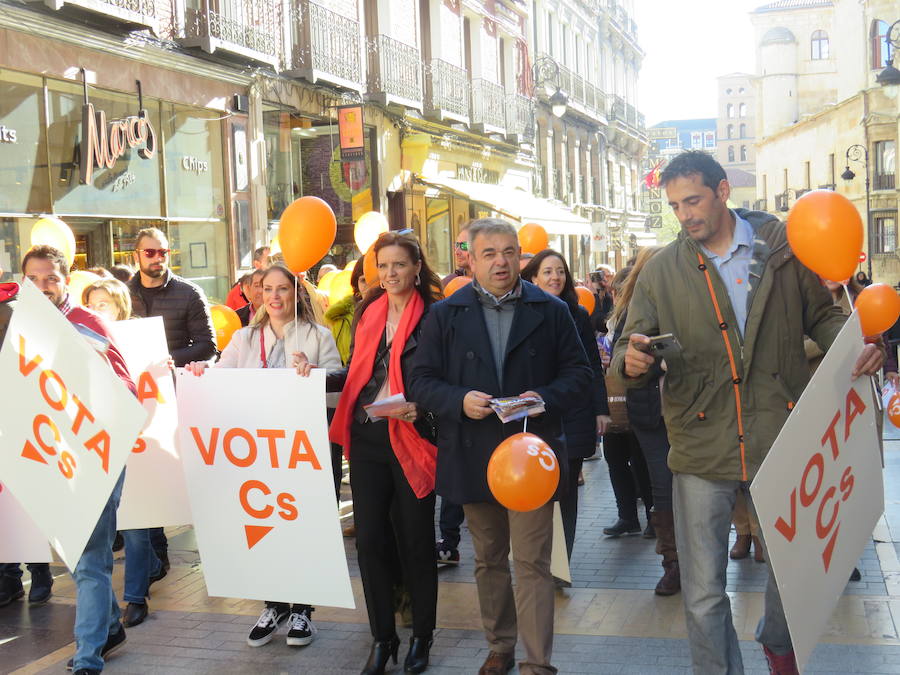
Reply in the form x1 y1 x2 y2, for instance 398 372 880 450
367 34 423 110
552 168 563 201
424 59 470 124
470 79 506 134
505 93 534 143
179 0 281 68
32 0 157 31
874 173 896 191
538 55 605 122
533 169 545 199
285 0 361 91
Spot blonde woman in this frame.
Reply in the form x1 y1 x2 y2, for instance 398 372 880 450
187 263 341 649
83 278 132 323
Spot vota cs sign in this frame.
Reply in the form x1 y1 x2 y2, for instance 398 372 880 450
79 102 157 185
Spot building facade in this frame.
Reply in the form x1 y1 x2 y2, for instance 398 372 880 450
751 0 898 282
716 72 757 210
0 0 650 291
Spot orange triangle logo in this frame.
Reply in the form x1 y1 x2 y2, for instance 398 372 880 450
244 524 274 549
21 440 48 465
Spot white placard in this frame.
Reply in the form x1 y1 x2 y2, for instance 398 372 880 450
0 481 52 563
176 368 354 608
751 311 883 673
110 317 191 529
0 280 147 569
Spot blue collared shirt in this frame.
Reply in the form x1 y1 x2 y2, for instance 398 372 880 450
701 211 753 337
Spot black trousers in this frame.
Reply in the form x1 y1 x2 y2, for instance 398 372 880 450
631 423 673 512
559 457 585 560
603 431 653 521
350 419 437 641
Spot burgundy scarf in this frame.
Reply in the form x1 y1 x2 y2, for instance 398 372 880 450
329 292 436 498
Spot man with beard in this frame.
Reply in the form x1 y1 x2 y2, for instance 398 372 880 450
128 227 216 571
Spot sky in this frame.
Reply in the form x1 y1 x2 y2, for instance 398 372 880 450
635 0 762 126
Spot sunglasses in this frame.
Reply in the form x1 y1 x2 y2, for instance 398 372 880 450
138 248 170 259
454 241 470 251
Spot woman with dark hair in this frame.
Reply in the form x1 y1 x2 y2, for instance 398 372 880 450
520 249 610 567
187 263 342 648
328 231 443 674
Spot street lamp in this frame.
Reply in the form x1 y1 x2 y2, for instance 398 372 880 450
841 144 872 279
876 20 900 86
531 55 568 118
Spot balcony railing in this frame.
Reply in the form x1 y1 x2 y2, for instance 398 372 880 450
424 59 469 123
367 34 422 109
533 170 545 198
552 168 563 201
536 55 606 121
874 173 896 191
470 79 506 133
180 0 281 68
33 0 157 30
286 0 361 90
505 93 534 142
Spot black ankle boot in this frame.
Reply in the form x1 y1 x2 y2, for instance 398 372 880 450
361 635 400 675
404 635 433 673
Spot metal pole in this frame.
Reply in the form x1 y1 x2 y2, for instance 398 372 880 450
864 152 872 280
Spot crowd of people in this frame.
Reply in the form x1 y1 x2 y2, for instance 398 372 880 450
0 150 893 675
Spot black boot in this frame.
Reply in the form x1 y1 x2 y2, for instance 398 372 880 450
361 635 400 675
28 564 53 604
652 510 681 596
603 518 641 536
404 635 432 673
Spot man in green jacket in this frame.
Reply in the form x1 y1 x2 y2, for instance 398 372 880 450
611 151 883 674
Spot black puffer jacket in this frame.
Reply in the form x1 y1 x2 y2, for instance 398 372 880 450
128 270 216 367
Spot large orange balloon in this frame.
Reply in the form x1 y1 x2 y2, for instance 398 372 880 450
210 304 241 351
487 432 560 512
67 271 101 307
888 392 900 429
364 245 379 286
279 196 337 274
575 286 595 314
444 275 472 297
786 190 863 283
856 283 900 337
31 217 76 268
518 223 549 255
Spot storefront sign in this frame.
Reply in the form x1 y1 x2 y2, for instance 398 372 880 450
176 368 353 608
80 102 157 185
457 165 500 184
751 312 883 674
648 127 677 140
0 125 17 143
181 155 209 173
337 105 365 161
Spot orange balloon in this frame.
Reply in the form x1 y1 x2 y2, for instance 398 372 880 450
575 286 595 314
888 392 900 429
786 190 863 283
279 196 337 274
210 304 241 351
856 283 900 337
364 245 379 286
444 275 473 297
518 223 549 255
487 432 560 512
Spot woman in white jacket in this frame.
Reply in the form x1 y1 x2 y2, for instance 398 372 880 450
187 263 341 649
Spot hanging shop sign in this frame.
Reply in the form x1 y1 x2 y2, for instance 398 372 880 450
80 103 157 185
337 105 365 162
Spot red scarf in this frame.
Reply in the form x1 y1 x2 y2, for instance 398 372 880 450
329 292 436 498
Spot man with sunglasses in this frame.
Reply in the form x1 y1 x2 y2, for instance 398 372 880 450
441 226 473 288
128 227 216 572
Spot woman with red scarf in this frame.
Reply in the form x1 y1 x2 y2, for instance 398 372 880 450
328 231 442 675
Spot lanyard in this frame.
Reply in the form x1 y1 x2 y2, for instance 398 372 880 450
259 328 268 369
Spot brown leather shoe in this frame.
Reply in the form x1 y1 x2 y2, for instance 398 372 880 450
730 534 751 559
478 650 515 675
753 536 766 563
655 560 681 596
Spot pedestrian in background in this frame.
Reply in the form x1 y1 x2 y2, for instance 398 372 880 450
520 249 610 570
410 218 591 675
328 231 442 675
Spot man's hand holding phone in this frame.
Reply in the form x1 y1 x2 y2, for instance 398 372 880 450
624 333 655 378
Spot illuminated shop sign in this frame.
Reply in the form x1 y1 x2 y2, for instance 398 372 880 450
80 102 157 185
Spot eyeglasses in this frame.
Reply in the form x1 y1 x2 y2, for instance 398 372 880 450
138 248 169 259
454 241 470 251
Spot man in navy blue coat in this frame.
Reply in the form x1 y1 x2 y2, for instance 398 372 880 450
410 218 591 675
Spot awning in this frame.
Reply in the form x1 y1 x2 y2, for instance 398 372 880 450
416 175 592 237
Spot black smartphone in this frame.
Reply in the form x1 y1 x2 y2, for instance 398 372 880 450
647 333 682 360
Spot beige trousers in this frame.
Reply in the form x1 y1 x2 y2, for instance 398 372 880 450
463 501 557 675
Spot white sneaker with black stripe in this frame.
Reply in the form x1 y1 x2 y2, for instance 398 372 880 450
247 606 290 647
285 607 317 646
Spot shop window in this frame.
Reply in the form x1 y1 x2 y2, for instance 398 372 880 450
0 69 50 215
46 79 162 218
811 30 829 60
163 103 226 220
168 219 231 303
874 140 896 191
